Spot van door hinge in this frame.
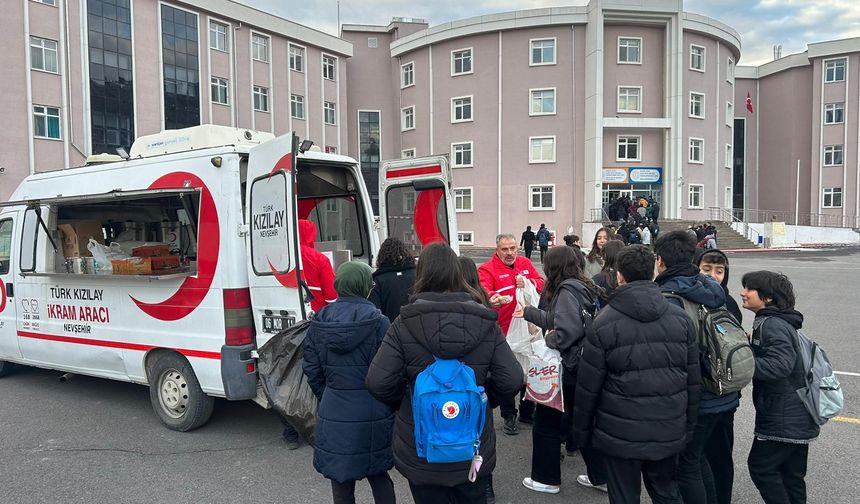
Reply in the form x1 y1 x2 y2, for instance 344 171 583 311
238 224 249 237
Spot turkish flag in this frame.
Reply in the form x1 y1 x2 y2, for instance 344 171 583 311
746 92 754 113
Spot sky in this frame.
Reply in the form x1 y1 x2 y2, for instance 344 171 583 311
242 0 860 65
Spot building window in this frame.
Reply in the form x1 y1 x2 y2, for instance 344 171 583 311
30 36 58 73
618 37 641 64
33 0 57 5
359 111 381 212
402 148 416 159
324 101 337 125
367 37 378 48
726 101 733 126
451 142 473 167
689 184 704 209
529 185 555 211
690 44 705 71
454 187 473 212
401 106 415 131
209 22 227 51
725 144 733 168
457 231 474 246
322 54 336 80
824 102 845 124
690 92 705 118
253 86 269 112
290 94 304 119
401 62 414 88
324 146 337 154
618 86 642 113
211 77 228 105
617 136 641 161
161 5 199 130
529 136 556 163
823 187 843 208
689 138 704 164
289 44 304 72
251 34 270 63
33 105 61 139
530 88 556 115
825 59 845 83
91 0 135 151
727 58 735 84
530 38 556 65
824 145 843 166
451 96 473 122
452 48 472 75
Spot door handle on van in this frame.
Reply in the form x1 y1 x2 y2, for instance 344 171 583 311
5 283 13 298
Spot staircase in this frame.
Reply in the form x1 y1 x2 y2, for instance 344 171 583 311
657 219 759 250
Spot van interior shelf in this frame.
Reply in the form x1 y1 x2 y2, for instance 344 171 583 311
21 271 195 281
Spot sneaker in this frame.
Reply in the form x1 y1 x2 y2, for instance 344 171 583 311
503 416 519 435
522 477 560 494
283 432 301 450
576 475 608 493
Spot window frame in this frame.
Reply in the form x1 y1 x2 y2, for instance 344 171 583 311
824 102 845 125
688 184 705 209
251 32 270 63
454 187 474 213
0 218 13 275
689 137 704 164
367 37 378 49
725 143 733 168
529 37 557 66
451 95 473 123
824 144 844 166
690 44 706 72
289 43 305 73
617 85 643 114
689 92 705 118
32 0 57 5
529 87 557 116
33 104 61 140
290 93 305 119
457 231 475 246
324 101 337 125
401 105 415 132
210 76 229 105
616 135 642 162
252 86 269 112
528 184 556 211
322 54 337 81
617 36 642 65
30 36 59 74
450 141 474 168
824 58 846 83
726 101 733 126
451 47 474 76
401 148 416 159
529 136 557 164
209 21 228 52
823 187 843 208
726 57 735 84
400 61 415 88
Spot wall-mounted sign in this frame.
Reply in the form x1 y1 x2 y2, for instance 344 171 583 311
602 167 663 185
629 167 662 184
602 168 629 183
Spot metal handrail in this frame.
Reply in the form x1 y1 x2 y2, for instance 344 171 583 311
707 207 763 246
732 208 860 229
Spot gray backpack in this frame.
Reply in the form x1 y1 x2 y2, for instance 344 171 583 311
664 294 755 395
755 317 844 425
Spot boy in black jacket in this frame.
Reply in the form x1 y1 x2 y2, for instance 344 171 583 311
574 245 701 504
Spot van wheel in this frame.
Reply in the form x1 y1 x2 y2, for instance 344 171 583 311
0 361 14 377
147 352 214 431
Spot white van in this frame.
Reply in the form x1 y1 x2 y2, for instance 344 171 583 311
0 125 457 431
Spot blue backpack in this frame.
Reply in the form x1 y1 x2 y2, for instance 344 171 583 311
412 358 488 463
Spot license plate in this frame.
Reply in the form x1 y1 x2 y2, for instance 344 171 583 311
261 315 295 333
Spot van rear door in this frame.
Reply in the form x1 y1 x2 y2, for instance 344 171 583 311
0 213 20 363
245 133 304 348
379 156 458 255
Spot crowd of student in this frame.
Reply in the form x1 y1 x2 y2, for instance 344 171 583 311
286 219 818 504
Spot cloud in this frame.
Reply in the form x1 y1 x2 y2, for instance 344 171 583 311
242 0 860 66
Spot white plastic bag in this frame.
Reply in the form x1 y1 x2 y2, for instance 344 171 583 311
525 339 564 412
86 239 129 275
506 278 542 375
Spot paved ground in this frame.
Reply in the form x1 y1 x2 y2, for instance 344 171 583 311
0 248 858 503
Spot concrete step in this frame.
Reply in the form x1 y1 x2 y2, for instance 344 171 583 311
657 219 758 249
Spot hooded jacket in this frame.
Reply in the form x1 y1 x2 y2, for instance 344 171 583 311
751 307 820 442
693 248 743 324
369 265 416 322
298 219 338 312
365 292 524 487
656 264 740 415
573 280 701 461
478 254 545 336
302 297 394 482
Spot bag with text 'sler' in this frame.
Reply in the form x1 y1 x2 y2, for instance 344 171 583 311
524 339 564 412
412 358 488 464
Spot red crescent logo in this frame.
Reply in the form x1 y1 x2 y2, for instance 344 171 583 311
413 188 448 245
130 172 220 321
269 260 299 289
268 153 292 179
0 281 6 313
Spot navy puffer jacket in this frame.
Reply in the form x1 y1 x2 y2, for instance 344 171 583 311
303 297 394 483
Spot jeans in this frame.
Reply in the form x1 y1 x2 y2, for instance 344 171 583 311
748 438 809 504
603 453 682 504
524 247 533 259
703 410 735 504
677 410 735 504
539 246 548 262
331 473 396 504
409 476 488 504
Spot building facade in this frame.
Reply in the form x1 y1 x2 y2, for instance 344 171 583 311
1 0 351 201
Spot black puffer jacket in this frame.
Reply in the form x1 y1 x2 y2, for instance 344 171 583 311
369 265 416 322
573 280 701 461
365 292 524 486
751 308 820 442
524 279 598 386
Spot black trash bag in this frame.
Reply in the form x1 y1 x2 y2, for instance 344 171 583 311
256 320 319 443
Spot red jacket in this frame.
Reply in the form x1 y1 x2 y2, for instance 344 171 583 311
478 254 544 336
298 219 338 312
